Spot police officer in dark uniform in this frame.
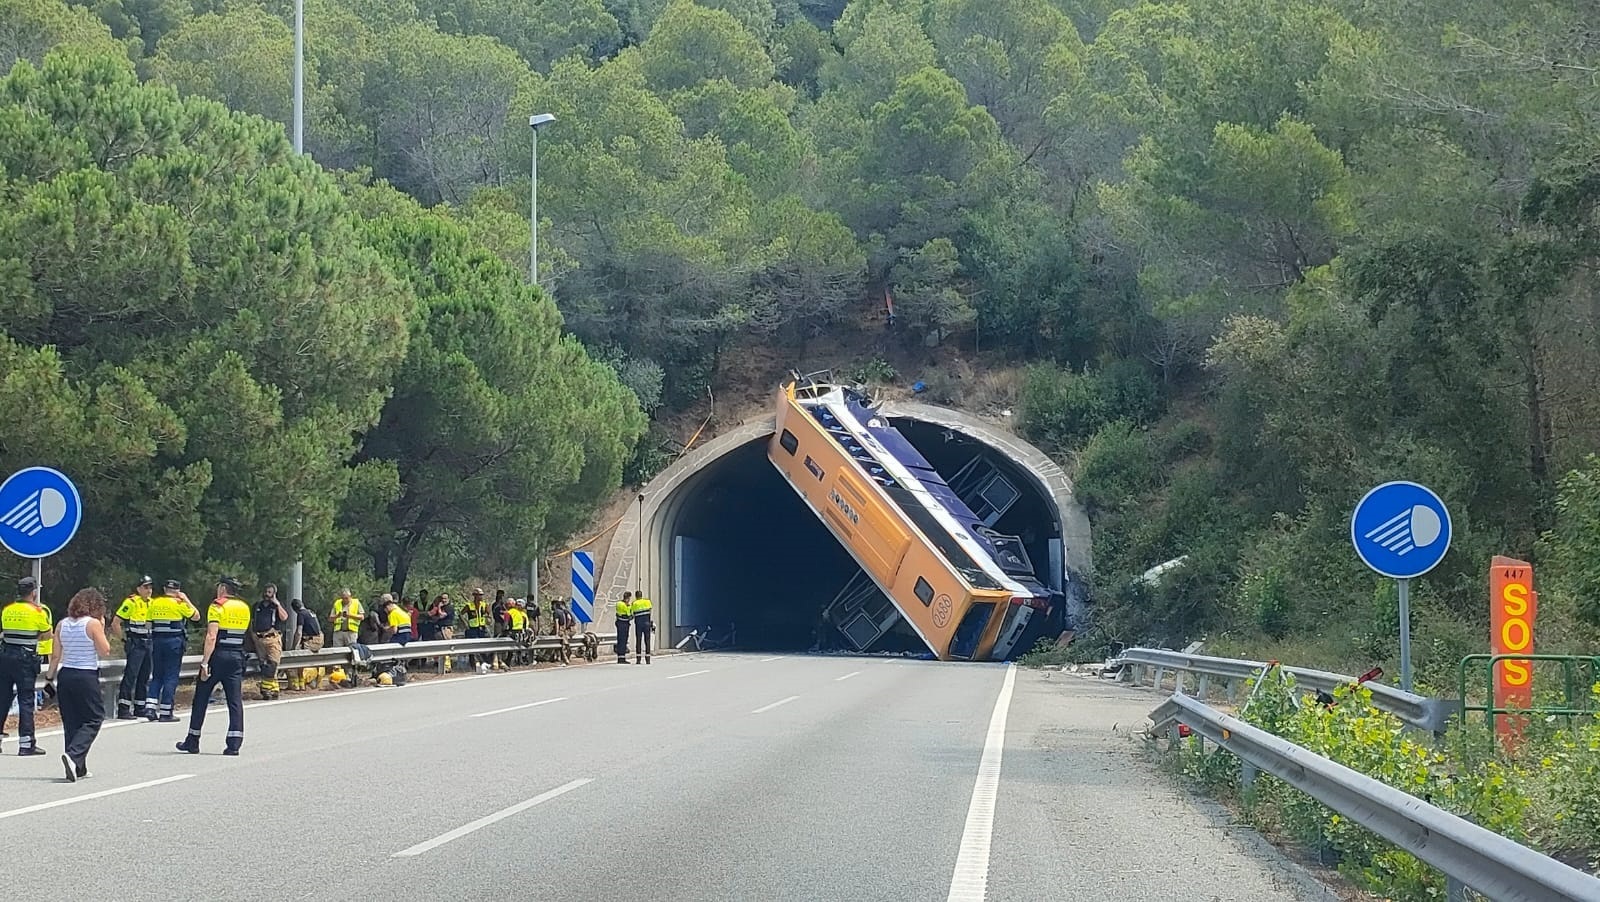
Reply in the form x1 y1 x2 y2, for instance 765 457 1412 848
111 576 155 719
614 592 633 664
632 588 653 665
1 577 51 756
176 577 252 756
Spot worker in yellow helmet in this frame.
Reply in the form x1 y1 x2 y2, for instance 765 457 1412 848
632 588 653 665
614 592 633 664
176 577 252 756
1 577 52 756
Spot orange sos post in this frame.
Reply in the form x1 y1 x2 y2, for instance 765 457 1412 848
1489 556 1536 746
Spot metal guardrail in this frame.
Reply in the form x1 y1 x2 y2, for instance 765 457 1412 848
1121 648 1459 734
22 635 619 690
1150 693 1600 902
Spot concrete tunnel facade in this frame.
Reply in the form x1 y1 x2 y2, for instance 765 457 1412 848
594 400 1093 655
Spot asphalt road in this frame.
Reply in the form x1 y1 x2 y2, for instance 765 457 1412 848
1 653 1333 901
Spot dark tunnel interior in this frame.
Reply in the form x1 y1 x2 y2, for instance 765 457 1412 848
666 424 1061 654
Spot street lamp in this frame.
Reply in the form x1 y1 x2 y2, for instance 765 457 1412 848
528 113 556 284
293 0 304 154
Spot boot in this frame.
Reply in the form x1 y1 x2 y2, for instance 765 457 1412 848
18 746 47 757
175 739 199 754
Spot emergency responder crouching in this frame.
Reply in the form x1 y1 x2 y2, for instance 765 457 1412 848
251 584 288 699
177 577 252 756
383 596 412 644
146 579 199 721
614 592 633 664
632 588 653 665
1 577 52 756
111 576 155 719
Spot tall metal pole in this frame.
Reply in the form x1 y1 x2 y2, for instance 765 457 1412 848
636 493 645 589
292 0 304 153
530 544 539 613
529 127 539 282
1397 578 1413 692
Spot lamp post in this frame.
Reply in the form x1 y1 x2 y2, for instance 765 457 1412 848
293 0 304 154
528 113 556 283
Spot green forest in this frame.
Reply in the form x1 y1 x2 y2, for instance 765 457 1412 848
4 0 1600 675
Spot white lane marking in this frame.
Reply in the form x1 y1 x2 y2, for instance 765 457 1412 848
751 695 800 714
393 778 593 857
758 656 784 662
666 669 711 680
945 664 1017 902
470 697 568 718
835 671 861 682
0 774 195 822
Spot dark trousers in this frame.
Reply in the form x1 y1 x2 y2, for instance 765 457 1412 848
615 618 631 661
149 634 186 717
117 634 152 714
634 613 653 661
187 651 244 752
58 668 103 765
0 651 39 750
465 625 486 665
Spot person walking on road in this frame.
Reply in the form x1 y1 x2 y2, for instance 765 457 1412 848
111 576 154 719
145 580 199 722
46 588 111 781
177 578 251 756
251 584 288 700
614 592 633 664
1 576 51 756
632 588 653 665
331 589 363 647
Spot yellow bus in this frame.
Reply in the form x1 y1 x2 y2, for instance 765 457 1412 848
767 378 1049 661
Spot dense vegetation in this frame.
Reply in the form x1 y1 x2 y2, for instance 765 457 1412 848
5 0 1600 662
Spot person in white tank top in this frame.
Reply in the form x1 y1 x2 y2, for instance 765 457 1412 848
46 588 111 782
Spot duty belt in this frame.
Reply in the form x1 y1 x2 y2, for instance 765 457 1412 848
126 623 153 637
151 623 185 635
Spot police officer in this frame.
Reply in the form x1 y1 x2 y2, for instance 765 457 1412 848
632 588 653 665
614 592 633 664
111 576 155 719
1 577 51 756
145 580 199 722
177 577 251 756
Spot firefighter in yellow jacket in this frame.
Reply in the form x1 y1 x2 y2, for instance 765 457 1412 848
177 577 252 756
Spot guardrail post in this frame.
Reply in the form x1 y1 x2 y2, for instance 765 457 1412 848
1197 674 1210 700
1154 667 1166 691
1239 761 1257 792
1446 876 1466 902
1226 678 1238 703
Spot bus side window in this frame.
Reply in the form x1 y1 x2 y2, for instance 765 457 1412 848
914 577 934 607
779 429 799 455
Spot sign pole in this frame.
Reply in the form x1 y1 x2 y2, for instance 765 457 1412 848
31 557 41 598
1397 577 1412 692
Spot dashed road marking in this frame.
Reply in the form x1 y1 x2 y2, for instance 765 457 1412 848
945 664 1016 902
393 778 593 857
0 774 195 822
751 695 800 714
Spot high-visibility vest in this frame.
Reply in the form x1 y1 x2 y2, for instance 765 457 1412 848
615 599 633 619
631 596 652 616
386 606 412 631
507 608 528 631
464 601 489 628
333 598 364 632
1 600 50 652
149 595 198 635
117 594 153 636
34 602 52 657
209 598 252 648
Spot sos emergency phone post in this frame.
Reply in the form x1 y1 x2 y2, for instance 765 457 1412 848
1351 481 1453 693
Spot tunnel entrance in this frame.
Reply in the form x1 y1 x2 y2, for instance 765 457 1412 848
656 412 1070 657
669 439 858 651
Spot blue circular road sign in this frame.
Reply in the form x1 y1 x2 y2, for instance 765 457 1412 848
1350 481 1451 579
0 467 83 559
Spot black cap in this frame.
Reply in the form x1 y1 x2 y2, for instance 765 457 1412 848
137 575 153 587
164 579 182 590
17 576 37 594
218 576 242 593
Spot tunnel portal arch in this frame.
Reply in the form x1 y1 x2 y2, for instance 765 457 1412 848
596 401 1091 652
